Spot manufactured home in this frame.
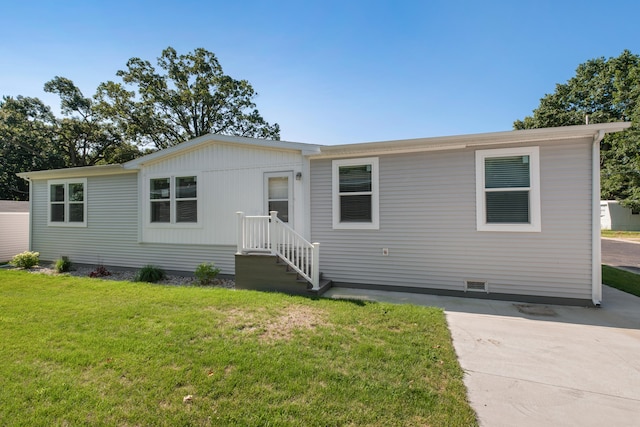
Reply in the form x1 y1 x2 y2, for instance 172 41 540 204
18 123 631 305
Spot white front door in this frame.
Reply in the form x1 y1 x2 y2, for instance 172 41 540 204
264 172 293 225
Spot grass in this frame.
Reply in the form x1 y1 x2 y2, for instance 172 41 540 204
601 230 640 239
0 270 477 426
602 265 640 297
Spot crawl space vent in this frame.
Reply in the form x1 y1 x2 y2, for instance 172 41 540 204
465 280 488 293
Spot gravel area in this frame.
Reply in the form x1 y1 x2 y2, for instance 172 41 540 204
14 264 235 289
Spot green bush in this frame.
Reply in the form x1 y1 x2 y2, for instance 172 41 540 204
10 251 40 269
195 262 220 285
134 265 166 283
54 256 72 273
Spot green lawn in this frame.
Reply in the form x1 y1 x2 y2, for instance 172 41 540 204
602 265 640 297
0 270 477 426
601 230 640 239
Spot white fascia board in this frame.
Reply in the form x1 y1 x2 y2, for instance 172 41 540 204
124 134 322 169
16 164 133 180
307 123 632 159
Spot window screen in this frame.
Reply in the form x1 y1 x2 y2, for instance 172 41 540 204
484 156 530 224
339 164 372 222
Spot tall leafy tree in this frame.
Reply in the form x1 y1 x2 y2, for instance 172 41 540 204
0 96 65 200
95 47 280 149
0 79 142 200
44 77 141 167
514 50 640 210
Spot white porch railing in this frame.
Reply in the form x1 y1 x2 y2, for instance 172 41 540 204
236 211 320 290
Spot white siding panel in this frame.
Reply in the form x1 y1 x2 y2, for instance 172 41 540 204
31 174 237 274
311 140 594 300
141 142 305 244
0 213 29 261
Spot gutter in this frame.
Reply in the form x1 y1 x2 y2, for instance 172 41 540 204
25 177 33 252
592 129 606 306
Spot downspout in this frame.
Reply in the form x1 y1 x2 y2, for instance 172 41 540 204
592 130 605 306
27 177 33 251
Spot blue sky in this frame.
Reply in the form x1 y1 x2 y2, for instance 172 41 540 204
1 0 639 145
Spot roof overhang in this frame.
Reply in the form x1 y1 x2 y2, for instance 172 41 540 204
308 122 632 159
124 133 322 169
16 164 134 180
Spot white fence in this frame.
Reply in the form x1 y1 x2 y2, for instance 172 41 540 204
0 213 29 262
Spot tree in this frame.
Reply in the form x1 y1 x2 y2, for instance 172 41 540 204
514 50 640 210
44 76 141 167
0 96 65 200
95 47 280 149
0 79 142 200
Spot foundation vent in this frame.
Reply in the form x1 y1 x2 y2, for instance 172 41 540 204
465 280 488 293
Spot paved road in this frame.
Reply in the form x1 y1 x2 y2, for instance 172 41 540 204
602 238 640 273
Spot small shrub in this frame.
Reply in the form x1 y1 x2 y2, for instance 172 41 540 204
195 262 220 286
89 265 111 278
10 251 40 269
134 265 166 283
54 256 72 273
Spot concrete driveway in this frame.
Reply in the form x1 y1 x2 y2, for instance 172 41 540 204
324 286 640 426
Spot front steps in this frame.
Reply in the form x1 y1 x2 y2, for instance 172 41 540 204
235 253 332 296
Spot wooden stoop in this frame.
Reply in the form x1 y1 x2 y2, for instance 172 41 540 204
235 253 332 296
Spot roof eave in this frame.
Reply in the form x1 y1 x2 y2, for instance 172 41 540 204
307 123 632 159
124 134 322 169
16 164 133 180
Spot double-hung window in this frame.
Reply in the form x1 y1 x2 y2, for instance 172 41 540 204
475 147 540 232
332 157 379 229
48 178 87 227
149 175 198 224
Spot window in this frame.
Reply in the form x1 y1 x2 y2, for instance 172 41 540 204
332 157 379 229
48 179 87 227
476 147 540 232
149 175 198 224
176 176 197 223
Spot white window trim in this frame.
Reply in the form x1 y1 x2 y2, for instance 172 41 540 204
47 178 88 227
475 147 541 232
146 174 201 228
332 157 379 230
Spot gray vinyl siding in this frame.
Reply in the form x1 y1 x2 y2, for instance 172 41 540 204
310 139 593 300
30 173 236 273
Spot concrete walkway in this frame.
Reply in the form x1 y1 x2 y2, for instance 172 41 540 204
324 286 640 427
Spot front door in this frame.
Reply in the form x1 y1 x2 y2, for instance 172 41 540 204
264 172 293 224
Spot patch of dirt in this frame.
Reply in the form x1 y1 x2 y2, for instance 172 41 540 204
225 305 327 343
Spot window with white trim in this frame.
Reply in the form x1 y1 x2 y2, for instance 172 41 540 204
149 175 198 224
48 178 87 227
475 147 540 232
332 157 379 229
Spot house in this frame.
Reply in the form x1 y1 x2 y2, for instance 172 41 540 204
17 122 631 305
0 200 29 262
600 200 640 231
